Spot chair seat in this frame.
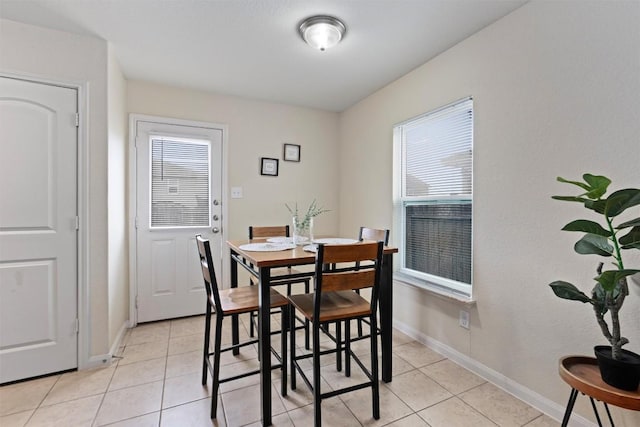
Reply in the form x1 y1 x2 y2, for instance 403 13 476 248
271 266 306 279
288 290 371 323
217 286 289 315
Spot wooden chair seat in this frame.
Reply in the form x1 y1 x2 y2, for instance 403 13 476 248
271 266 306 279
288 291 372 323
217 286 289 315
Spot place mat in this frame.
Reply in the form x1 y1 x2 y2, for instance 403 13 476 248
313 238 358 245
238 242 296 252
266 236 292 244
267 236 310 244
303 238 359 253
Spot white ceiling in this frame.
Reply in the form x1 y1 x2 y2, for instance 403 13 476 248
0 0 528 112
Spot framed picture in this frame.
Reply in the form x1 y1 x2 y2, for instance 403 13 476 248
260 157 279 176
283 143 301 162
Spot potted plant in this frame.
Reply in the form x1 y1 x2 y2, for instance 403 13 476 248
549 173 640 391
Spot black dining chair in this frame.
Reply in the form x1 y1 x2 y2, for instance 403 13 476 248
248 225 312 349
328 227 390 372
196 234 289 419
355 227 390 337
288 241 384 426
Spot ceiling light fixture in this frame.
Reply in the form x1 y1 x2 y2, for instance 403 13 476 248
298 15 346 51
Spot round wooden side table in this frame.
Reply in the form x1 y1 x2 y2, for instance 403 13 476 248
559 356 640 426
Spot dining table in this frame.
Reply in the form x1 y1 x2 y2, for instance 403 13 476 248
227 237 398 426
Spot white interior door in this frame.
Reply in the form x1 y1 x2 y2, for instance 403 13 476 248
135 119 223 323
0 77 78 383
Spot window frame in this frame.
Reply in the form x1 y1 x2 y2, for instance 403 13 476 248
392 97 474 299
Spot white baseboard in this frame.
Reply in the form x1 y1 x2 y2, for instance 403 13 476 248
82 321 129 370
392 319 595 427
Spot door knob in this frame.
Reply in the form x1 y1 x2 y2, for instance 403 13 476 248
213 199 219 206
212 215 219 221
212 227 220 234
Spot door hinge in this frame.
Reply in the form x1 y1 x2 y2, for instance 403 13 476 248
75 216 80 230
75 318 79 334
135 296 138 309
134 217 138 229
75 113 80 127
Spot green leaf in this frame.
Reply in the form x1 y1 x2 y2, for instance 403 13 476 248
595 269 640 292
617 217 640 229
583 174 612 199
621 242 640 250
551 195 589 203
584 199 607 214
556 176 591 192
561 220 611 237
605 189 640 217
550 281 592 303
619 226 640 248
574 234 613 256
591 284 609 316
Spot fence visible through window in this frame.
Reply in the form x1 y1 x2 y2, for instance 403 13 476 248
405 203 471 284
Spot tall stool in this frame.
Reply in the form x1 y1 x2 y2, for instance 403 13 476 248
196 235 289 418
288 241 384 426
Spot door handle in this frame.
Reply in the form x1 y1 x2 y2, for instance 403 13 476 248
212 227 220 234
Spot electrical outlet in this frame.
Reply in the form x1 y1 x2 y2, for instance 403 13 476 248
459 310 470 329
231 186 243 199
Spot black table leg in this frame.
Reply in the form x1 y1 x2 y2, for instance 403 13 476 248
380 252 393 382
604 402 614 426
561 388 579 427
258 267 272 426
230 250 240 356
589 397 606 427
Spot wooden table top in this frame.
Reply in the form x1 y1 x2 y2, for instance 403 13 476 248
227 238 397 268
559 356 640 410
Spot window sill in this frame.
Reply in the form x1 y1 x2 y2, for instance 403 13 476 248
393 273 476 306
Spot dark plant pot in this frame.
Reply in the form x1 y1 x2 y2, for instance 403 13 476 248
594 345 640 391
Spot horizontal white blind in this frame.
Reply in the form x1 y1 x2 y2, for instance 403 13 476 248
150 137 210 228
402 98 473 198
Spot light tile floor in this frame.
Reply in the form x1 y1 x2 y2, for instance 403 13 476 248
0 314 560 426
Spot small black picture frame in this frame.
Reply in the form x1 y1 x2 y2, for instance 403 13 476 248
260 157 279 176
283 143 301 162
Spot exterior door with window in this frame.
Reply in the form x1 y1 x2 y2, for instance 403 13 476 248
135 119 222 323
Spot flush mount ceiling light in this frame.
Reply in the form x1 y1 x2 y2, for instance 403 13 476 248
298 15 346 51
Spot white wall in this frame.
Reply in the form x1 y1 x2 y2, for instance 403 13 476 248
127 81 341 241
339 0 640 423
0 19 111 359
107 45 129 346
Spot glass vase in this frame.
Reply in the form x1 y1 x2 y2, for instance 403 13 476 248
292 216 313 245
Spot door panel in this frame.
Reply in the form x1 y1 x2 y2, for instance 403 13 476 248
135 120 222 322
0 77 78 383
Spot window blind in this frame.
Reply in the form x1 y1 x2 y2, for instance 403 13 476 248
402 98 473 198
150 137 210 228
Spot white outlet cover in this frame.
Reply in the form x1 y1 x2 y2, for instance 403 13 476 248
231 187 243 199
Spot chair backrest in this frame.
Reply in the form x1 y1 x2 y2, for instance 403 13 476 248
248 225 290 239
314 241 384 315
196 235 222 311
358 227 390 245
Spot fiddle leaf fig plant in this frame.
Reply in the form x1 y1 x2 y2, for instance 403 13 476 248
549 174 640 360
